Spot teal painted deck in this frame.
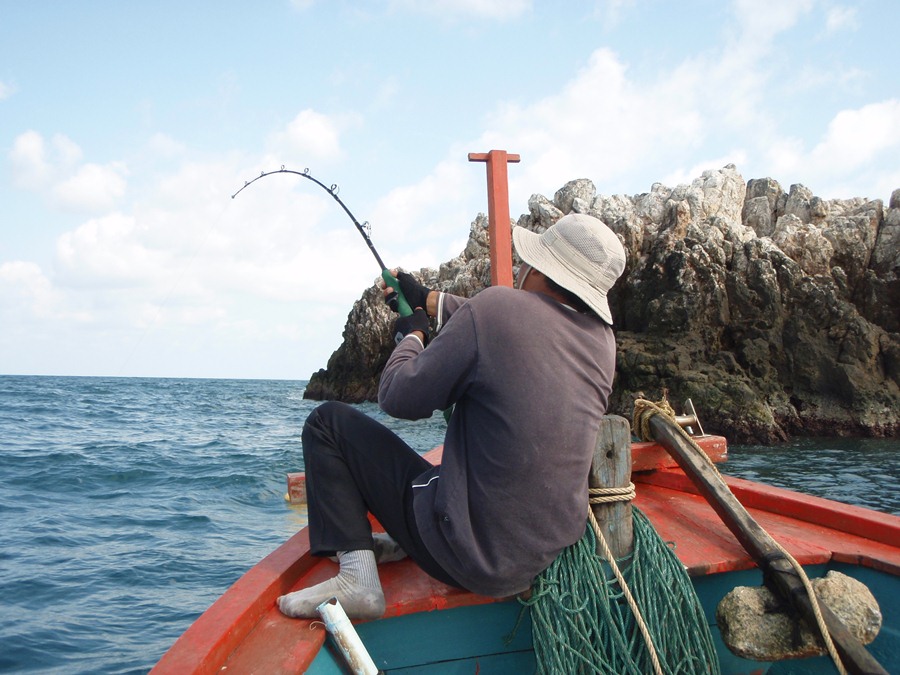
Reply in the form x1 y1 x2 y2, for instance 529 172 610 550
308 563 898 674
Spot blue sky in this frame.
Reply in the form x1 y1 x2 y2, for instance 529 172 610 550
2 0 897 379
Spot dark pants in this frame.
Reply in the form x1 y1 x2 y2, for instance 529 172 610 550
301 401 460 588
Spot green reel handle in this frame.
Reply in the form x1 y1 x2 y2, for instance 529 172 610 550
382 269 413 317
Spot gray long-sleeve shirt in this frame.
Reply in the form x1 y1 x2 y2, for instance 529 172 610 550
379 285 616 597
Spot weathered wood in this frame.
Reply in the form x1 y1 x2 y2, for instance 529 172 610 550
589 415 634 560
648 414 889 675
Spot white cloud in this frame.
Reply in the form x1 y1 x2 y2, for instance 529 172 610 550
661 151 749 189
370 158 474 265
473 47 705 200
55 212 160 289
732 0 814 44
388 0 530 20
270 109 344 162
53 162 129 212
0 261 56 316
8 130 125 212
52 133 83 166
9 131 52 188
47 152 385 314
810 100 900 170
590 0 635 27
763 99 900 199
146 132 187 159
389 0 888 221
824 5 859 34
0 80 14 100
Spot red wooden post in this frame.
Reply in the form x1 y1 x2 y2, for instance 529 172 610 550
468 150 521 288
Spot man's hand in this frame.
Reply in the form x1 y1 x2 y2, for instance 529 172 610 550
396 271 432 311
393 308 429 346
383 269 434 314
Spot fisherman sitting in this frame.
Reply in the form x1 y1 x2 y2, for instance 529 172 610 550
278 213 626 619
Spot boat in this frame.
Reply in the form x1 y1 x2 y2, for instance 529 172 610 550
151 436 899 674
152 152 899 673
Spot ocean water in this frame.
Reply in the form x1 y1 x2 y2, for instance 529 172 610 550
0 375 897 674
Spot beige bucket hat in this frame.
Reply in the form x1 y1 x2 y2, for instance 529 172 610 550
512 213 626 324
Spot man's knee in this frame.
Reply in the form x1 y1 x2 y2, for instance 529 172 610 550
302 401 357 452
305 400 351 430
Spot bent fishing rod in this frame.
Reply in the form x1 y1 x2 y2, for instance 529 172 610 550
232 166 412 316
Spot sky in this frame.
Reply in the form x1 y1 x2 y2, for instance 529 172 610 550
1 0 898 380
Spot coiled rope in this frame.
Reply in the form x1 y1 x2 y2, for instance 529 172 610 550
521 477 720 673
632 397 848 675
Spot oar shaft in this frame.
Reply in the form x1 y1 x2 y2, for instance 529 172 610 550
647 416 888 675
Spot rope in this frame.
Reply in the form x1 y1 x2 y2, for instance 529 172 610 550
588 483 635 504
587 493 663 675
632 397 848 675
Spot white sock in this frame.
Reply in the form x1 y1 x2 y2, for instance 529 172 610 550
277 549 385 620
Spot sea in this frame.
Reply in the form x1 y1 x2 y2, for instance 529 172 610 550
1 375 897 674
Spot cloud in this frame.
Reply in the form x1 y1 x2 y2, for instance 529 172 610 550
55 212 161 289
0 261 56 316
732 0 814 45
4 148 388 378
369 158 474 264
8 131 126 211
762 98 900 196
590 0 636 27
388 0 530 20
0 80 14 100
382 0 889 225
53 162 129 212
270 109 345 163
9 131 53 188
811 100 900 168
146 132 187 159
824 5 859 34
473 47 706 200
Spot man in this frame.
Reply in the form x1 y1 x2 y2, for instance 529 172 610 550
278 213 626 619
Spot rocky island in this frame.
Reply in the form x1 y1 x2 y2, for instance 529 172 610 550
304 165 899 444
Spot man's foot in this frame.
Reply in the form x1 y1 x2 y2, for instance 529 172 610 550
277 549 385 620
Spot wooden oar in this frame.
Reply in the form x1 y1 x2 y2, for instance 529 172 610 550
647 414 888 675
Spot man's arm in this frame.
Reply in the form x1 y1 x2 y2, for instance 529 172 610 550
379 302 477 420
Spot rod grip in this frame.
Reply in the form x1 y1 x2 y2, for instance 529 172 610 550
382 269 413 316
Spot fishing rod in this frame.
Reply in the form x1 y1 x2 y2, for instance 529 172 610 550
232 166 412 316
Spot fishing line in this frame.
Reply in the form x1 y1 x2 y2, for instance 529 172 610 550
232 166 412 316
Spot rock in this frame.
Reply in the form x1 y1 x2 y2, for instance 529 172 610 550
554 178 596 214
716 571 882 661
744 178 783 239
771 214 834 277
304 166 900 443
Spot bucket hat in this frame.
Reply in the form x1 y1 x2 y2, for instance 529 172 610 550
512 213 626 324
